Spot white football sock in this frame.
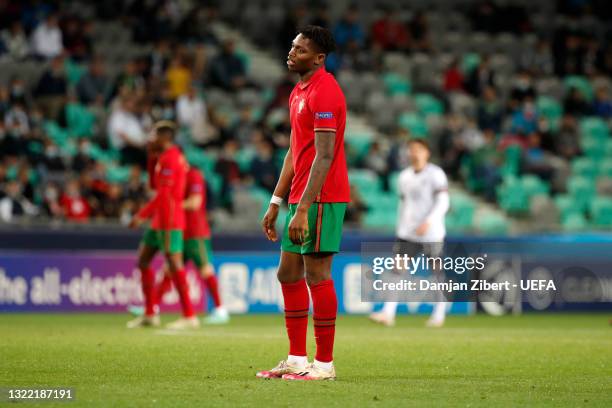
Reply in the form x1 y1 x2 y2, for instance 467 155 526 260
431 301 448 322
382 302 398 319
313 359 333 371
287 355 308 367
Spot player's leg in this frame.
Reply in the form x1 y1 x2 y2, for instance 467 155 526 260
427 242 448 328
127 233 160 328
283 203 344 381
256 250 307 378
191 238 228 324
164 230 199 329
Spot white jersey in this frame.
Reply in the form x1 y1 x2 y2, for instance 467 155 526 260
396 163 449 243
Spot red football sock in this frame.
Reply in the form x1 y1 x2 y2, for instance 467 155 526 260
281 278 310 357
310 279 337 363
203 275 222 308
155 274 173 307
140 267 156 316
171 269 195 318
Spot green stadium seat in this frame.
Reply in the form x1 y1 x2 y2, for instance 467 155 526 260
476 213 509 235
461 53 481 74
414 93 444 117
43 121 69 145
363 209 396 230
589 197 612 227
500 144 522 177
579 117 610 140
564 76 594 101
579 136 606 161
349 169 381 195
561 212 588 232
389 171 400 193
536 96 563 121
567 176 596 211
398 112 428 137
554 194 583 223
65 103 95 137
497 177 529 213
571 157 599 178
598 158 612 178
521 175 550 197
64 58 86 86
382 72 411 96
345 136 373 165
447 193 475 231
106 166 131 183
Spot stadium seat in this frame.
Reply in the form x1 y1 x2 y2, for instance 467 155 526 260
382 72 411 96
497 177 529 213
447 193 475 231
564 76 594 101
65 103 96 138
589 196 612 227
561 212 588 232
536 96 562 123
349 169 381 196
398 113 428 137
106 166 131 183
554 194 583 223
567 176 596 211
579 117 610 140
476 212 509 235
414 94 444 118
521 175 550 198
571 157 600 179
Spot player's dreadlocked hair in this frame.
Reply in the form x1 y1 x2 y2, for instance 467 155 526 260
299 25 336 55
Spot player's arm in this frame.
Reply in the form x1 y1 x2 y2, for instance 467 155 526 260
261 144 294 241
416 172 450 236
288 130 335 244
131 157 175 228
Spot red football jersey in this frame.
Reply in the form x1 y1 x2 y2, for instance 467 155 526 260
183 168 211 239
288 68 350 204
60 195 90 222
137 145 187 230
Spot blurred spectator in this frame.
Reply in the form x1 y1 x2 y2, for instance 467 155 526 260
209 39 249 91
278 4 308 53
520 38 553 77
72 139 94 172
371 6 409 51
459 118 485 152
107 96 147 168
345 184 368 224
42 138 66 171
438 115 467 178
122 165 146 205
176 84 211 145
465 56 495 97
1 22 30 61
60 179 91 222
214 139 241 212
443 58 464 92
61 16 92 61
554 114 581 159
592 86 612 118
408 11 431 52
362 141 388 190
510 71 536 107
34 56 67 120
166 55 192 99
30 13 63 60
563 87 590 116
77 57 110 105
510 99 538 135
146 39 171 80
250 137 278 193
470 128 502 201
231 107 257 145
477 86 503 133
8 78 30 107
4 101 30 137
0 180 37 222
99 184 123 218
310 4 331 28
41 182 62 218
113 60 146 96
333 5 365 52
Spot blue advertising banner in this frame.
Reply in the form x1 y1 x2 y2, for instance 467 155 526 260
0 251 472 315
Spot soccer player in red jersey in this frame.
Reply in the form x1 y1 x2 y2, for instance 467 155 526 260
153 166 229 324
126 121 197 329
256 26 349 381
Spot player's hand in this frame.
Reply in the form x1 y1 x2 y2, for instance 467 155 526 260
288 207 309 245
129 216 145 229
416 221 429 236
261 204 280 241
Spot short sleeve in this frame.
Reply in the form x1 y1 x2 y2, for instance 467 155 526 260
188 171 204 195
433 168 449 193
310 84 342 132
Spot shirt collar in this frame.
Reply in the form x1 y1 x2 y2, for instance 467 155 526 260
298 67 326 90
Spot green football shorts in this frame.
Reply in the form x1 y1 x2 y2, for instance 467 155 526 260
141 228 184 254
281 203 346 255
183 238 213 268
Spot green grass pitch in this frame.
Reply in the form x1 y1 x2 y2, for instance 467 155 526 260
1 313 610 407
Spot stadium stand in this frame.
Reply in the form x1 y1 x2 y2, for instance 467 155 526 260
0 0 611 234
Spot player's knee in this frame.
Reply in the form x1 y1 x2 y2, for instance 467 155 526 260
277 266 302 284
305 270 329 287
